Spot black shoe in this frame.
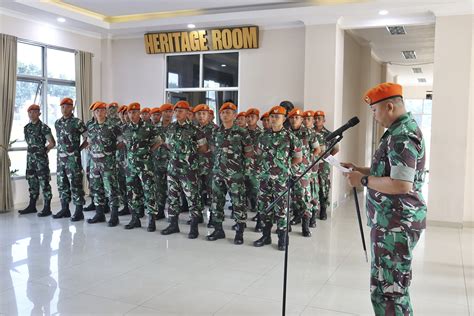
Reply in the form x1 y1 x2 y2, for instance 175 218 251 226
103 204 110 214
118 205 130 216
234 223 245 245
207 213 215 228
187 213 203 225
71 205 84 222
161 216 180 235
309 211 317 228
254 223 272 247
52 200 71 219
254 214 263 232
232 222 246 231
207 223 225 241
108 207 119 227
319 205 327 220
138 206 145 218
19 198 37 215
290 214 302 225
147 214 156 232
277 229 289 251
302 217 312 237
87 205 106 224
125 213 141 229
188 216 199 239
37 199 52 217
83 198 96 212
156 207 166 220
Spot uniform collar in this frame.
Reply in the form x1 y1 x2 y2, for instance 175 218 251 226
387 112 412 133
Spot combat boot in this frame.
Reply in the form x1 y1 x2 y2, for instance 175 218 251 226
52 200 71 219
103 203 110 214
302 217 312 237
161 216 180 235
254 214 263 232
37 199 52 217
147 214 156 232
108 206 119 227
71 205 84 222
138 205 145 218
253 222 272 247
19 198 37 215
118 204 130 216
232 222 246 230
187 213 203 225
83 198 96 212
309 211 317 228
277 229 289 251
234 222 245 245
207 222 225 241
207 212 215 228
156 205 166 220
290 213 302 225
125 212 141 229
87 205 106 224
188 216 199 239
319 204 327 220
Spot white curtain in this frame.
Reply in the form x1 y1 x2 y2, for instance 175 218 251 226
75 50 93 122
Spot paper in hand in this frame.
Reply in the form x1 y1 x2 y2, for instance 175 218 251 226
324 155 352 173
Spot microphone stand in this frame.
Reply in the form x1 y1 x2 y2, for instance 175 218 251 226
263 133 367 316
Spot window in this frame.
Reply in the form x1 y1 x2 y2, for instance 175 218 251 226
9 41 76 177
165 52 239 124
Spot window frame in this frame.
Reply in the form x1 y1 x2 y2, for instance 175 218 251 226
10 39 76 179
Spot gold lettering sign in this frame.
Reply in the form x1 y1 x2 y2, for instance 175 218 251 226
144 26 259 54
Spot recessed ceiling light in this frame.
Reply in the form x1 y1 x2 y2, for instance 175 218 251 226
221 64 227 67
187 24 196 29
386 26 406 35
379 10 389 16
412 67 423 74
57 17 66 23
418 78 427 83
402 50 417 60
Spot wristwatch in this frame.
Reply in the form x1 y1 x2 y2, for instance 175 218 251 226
360 176 369 187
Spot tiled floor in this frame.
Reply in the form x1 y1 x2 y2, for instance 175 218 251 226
0 196 472 315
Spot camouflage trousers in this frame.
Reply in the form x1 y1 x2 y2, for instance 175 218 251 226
117 159 128 206
90 158 120 207
197 172 212 207
245 174 259 212
290 176 312 219
126 161 157 216
258 176 288 231
318 163 331 209
370 227 422 316
56 155 85 205
167 171 202 218
211 172 247 224
154 168 168 211
310 170 320 215
26 153 52 201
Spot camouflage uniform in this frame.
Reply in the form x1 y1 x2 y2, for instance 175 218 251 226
55 115 87 206
256 128 302 231
87 119 122 208
290 126 319 220
84 118 95 209
197 122 218 207
367 112 427 315
165 121 207 219
151 123 171 213
122 119 160 216
245 126 263 212
210 125 252 224
24 120 53 201
316 127 332 212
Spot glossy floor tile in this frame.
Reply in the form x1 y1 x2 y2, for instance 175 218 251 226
0 196 472 315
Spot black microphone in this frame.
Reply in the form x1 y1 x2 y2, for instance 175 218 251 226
325 117 360 142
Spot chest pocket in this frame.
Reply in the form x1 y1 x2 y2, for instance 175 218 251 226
371 139 389 177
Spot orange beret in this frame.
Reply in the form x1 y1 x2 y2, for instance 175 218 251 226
288 107 303 118
246 108 260 117
364 82 403 106
108 102 119 108
27 104 40 112
140 107 150 113
314 110 325 117
160 103 174 112
236 112 247 118
60 97 74 106
220 102 237 112
93 102 107 111
269 106 286 116
193 104 210 113
150 107 161 114
89 102 96 111
174 100 190 110
210 109 215 115
260 112 269 120
118 105 127 113
303 110 315 118
128 102 141 111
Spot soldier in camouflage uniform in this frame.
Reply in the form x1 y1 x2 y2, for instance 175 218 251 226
83 103 97 213
254 106 302 251
122 102 161 232
160 100 208 239
260 112 271 131
206 102 253 244
117 105 131 216
315 110 339 220
19 104 56 216
193 104 218 225
86 102 123 227
150 107 162 125
52 97 88 221
343 83 427 316
245 108 263 230
151 103 174 220
140 107 152 124
288 108 320 237
235 112 247 128
303 110 321 227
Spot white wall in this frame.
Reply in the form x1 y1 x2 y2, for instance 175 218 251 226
403 85 433 99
